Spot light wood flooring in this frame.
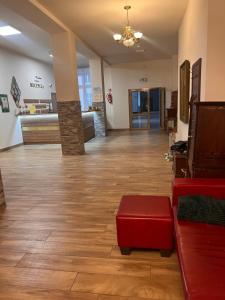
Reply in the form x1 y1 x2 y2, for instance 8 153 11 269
0 130 184 300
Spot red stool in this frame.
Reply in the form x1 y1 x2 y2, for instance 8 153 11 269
116 195 174 256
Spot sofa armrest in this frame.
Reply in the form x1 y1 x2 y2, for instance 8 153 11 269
172 178 225 207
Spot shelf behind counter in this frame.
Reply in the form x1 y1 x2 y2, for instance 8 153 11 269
19 113 95 144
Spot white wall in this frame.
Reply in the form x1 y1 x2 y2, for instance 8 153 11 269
104 58 178 129
0 47 55 149
89 57 103 102
177 0 208 140
205 0 225 100
104 64 114 127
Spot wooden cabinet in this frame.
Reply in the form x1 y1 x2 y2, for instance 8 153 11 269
188 102 225 178
0 170 5 205
166 91 178 131
173 152 188 178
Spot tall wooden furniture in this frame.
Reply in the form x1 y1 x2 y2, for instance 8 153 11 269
0 170 5 205
172 152 188 178
166 91 178 131
188 102 225 178
188 58 202 152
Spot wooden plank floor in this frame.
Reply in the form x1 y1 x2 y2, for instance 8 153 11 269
0 130 184 300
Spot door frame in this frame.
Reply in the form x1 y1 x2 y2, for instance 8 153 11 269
128 88 150 130
128 87 166 130
150 87 165 130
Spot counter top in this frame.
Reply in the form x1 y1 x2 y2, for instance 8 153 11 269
19 112 94 122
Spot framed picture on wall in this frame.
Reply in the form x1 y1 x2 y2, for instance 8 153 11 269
180 60 190 123
0 94 10 113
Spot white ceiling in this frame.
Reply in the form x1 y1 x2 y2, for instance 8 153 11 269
0 0 188 65
0 3 89 67
38 0 188 64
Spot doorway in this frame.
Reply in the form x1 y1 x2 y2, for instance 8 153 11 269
129 89 149 129
129 88 165 130
149 88 160 129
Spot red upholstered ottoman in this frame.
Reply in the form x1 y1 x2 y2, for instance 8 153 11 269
116 195 174 256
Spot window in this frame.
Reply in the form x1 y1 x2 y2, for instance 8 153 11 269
77 68 92 111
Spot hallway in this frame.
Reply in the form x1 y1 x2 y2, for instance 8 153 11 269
0 131 184 299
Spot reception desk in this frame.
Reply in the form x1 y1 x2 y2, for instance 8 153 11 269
19 113 95 144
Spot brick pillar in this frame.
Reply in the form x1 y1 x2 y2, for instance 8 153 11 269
52 31 84 155
0 170 5 206
92 102 106 137
57 101 84 155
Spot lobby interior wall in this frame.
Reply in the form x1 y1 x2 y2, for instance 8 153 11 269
205 0 225 101
104 58 178 129
177 0 208 141
0 47 55 149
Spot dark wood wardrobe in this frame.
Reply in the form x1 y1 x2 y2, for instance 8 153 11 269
188 102 225 178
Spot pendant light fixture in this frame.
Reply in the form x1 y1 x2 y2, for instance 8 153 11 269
113 5 143 48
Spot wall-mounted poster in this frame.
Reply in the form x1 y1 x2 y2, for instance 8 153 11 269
93 87 103 102
10 76 21 108
0 94 10 113
180 60 190 123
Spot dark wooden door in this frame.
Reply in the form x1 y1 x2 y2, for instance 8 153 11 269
191 58 202 103
188 58 202 164
159 88 166 129
189 102 225 178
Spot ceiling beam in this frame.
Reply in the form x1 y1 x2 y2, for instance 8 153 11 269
0 0 110 63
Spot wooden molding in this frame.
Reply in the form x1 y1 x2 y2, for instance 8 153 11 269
0 143 24 152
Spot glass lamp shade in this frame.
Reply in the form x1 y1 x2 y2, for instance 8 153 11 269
113 33 122 41
134 31 143 39
123 38 135 47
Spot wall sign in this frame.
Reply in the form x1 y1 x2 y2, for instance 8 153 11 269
30 75 44 89
93 87 103 102
0 94 10 113
30 83 44 88
139 77 148 83
10 76 21 108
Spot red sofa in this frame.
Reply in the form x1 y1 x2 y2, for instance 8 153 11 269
173 178 225 300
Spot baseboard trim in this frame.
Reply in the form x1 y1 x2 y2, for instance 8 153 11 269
107 129 130 131
0 143 24 152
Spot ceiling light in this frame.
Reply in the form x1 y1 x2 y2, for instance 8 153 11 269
0 25 21 36
49 54 53 58
134 32 143 39
113 5 143 48
113 34 122 41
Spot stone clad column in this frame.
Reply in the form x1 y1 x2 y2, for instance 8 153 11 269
52 31 84 155
0 170 5 206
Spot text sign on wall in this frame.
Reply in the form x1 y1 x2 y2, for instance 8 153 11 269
30 83 44 88
30 75 44 89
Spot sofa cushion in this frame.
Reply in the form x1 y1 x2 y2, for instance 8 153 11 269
177 195 225 226
174 207 225 299
172 178 225 207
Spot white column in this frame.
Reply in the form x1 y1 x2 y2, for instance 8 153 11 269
52 31 84 155
89 57 107 136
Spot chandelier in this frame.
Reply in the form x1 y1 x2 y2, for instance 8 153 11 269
113 5 143 48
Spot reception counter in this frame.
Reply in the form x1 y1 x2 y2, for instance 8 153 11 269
19 113 95 144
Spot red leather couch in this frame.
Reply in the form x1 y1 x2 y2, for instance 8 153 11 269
173 178 225 300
